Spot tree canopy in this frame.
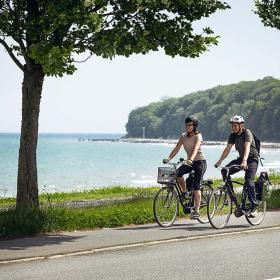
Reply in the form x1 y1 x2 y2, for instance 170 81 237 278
0 0 230 76
255 0 280 30
125 77 280 141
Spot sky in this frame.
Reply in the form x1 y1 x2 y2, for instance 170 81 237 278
1 0 280 134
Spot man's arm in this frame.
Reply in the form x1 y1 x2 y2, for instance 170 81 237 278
215 144 233 167
241 142 251 169
241 129 253 169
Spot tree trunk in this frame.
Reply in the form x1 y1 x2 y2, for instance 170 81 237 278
16 65 45 210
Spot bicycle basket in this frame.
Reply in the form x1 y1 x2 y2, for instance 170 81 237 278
157 167 176 184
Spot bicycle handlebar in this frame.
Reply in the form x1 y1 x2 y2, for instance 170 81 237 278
219 164 242 170
163 158 192 167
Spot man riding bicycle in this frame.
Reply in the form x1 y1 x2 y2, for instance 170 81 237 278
214 115 259 218
163 115 207 220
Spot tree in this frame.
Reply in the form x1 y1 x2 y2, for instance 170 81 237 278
0 0 229 209
255 0 280 29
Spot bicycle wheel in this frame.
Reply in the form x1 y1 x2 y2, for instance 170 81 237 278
197 184 213 224
207 187 232 229
245 198 267 226
153 186 179 228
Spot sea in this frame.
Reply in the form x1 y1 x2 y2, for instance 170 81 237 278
0 133 280 197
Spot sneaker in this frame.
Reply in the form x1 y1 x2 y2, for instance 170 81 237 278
234 208 243 218
248 208 257 218
190 210 200 220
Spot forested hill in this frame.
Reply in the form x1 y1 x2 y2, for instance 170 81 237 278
125 77 280 142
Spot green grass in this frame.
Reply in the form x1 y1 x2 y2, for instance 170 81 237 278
267 189 280 209
0 186 160 208
0 197 155 238
0 174 279 238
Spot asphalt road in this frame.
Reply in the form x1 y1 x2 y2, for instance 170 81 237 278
1 228 279 280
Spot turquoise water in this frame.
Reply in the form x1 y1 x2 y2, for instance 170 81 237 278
0 133 280 197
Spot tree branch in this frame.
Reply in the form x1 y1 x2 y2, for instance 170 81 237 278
90 4 105 13
73 54 93 63
5 0 16 17
0 38 24 71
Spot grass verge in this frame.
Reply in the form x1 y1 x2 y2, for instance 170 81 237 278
0 175 279 238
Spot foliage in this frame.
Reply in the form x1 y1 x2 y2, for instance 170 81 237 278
125 77 280 141
255 0 280 29
0 198 156 237
0 0 230 76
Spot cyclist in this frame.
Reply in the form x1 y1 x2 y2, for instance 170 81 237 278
163 115 207 219
214 115 259 217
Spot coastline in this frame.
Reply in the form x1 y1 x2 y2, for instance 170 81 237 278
78 137 280 148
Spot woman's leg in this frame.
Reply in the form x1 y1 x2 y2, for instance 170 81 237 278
177 177 187 193
194 190 201 212
177 164 193 193
193 160 207 212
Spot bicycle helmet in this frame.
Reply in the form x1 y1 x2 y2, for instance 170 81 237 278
185 115 199 127
230 115 244 124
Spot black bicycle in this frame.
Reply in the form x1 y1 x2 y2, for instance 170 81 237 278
153 159 213 227
207 164 269 229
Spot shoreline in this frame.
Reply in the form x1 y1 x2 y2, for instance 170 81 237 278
78 137 280 148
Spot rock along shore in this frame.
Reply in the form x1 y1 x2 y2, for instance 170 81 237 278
78 137 280 148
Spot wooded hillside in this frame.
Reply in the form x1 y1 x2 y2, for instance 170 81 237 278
125 77 280 141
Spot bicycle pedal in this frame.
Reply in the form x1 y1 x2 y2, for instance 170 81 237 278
183 206 191 214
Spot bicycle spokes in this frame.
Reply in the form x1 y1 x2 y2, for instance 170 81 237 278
207 188 232 229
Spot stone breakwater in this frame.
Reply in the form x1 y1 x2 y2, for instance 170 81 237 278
78 138 280 148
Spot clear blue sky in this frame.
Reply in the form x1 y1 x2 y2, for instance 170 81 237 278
1 0 280 133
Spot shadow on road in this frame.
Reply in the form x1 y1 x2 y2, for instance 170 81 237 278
163 223 251 231
0 234 85 251
116 222 251 232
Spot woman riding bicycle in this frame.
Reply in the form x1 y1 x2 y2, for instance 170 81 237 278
163 115 207 220
214 115 259 218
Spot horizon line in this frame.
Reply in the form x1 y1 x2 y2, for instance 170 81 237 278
0 131 126 134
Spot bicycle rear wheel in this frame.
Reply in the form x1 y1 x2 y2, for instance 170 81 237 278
207 187 232 229
197 184 213 224
245 199 267 226
153 186 179 227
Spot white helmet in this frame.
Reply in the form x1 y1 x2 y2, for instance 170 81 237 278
230 115 244 123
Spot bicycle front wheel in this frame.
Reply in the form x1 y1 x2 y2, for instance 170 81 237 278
207 187 232 229
245 199 267 226
153 186 179 228
197 184 213 224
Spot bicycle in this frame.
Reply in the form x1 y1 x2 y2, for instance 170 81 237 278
153 159 213 227
207 164 268 229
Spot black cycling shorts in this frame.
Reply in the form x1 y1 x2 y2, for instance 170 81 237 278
177 160 207 190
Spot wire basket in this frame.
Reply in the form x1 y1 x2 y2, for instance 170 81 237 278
157 167 176 184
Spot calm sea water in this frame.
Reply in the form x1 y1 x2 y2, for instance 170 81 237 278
0 133 280 197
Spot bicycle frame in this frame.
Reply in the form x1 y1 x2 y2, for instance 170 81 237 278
164 177 195 209
162 161 195 209
222 165 251 211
